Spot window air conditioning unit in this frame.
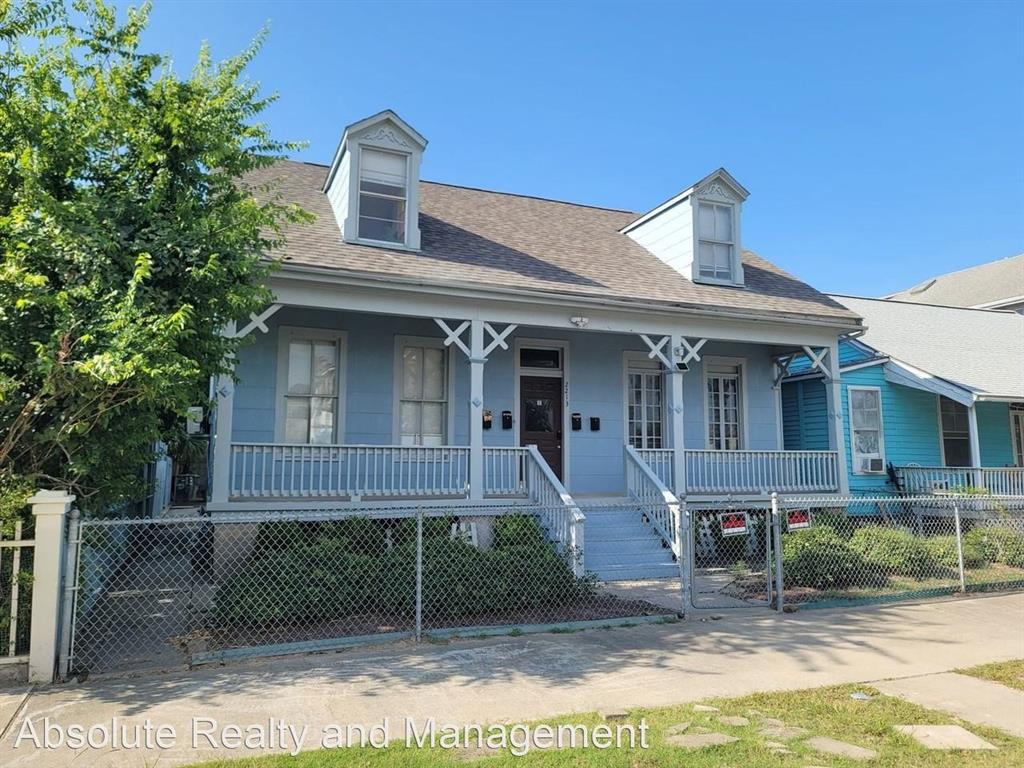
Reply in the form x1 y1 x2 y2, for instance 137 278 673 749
862 458 884 473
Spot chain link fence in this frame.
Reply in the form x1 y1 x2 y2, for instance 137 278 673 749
775 494 1024 609
64 504 673 676
689 505 772 609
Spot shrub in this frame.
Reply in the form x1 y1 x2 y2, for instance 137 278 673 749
965 527 1024 568
923 535 986 570
848 527 938 577
782 526 871 590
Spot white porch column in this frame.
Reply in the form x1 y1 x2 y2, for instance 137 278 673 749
667 365 687 498
967 403 982 465
823 341 850 495
27 490 74 683
209 321 236 505
469 319 486 501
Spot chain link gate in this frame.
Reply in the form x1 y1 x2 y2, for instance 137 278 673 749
689 505 775 609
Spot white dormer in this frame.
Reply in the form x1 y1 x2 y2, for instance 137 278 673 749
620 169 749 287
322 110 428 250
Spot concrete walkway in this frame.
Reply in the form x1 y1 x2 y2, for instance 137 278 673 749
876 672 1024 737
1 593 1022 767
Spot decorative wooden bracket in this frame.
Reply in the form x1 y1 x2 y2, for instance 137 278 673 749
483 322 517 357
435 319 517 360
773 355 794 387
640 334 674 369
677 337 707 366
233 304 282 339
801 346 833 380
434 319 472 357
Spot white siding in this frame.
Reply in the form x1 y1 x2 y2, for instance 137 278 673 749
625 197 695 279
325 151 351 238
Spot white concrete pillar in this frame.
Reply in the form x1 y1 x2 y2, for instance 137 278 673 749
824 342 850 495
468 319 486 501
209 321 237 504
27 490 74 683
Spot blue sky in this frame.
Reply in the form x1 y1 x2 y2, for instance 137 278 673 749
142 1 1023 296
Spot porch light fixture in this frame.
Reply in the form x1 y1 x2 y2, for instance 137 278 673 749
570 316 589 328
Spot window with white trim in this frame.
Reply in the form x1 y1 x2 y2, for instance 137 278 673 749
849 387 885 474
627 368 664 449
697 202 735 281
939 396 971 467
284 339 339 444
706 363 742 450
358 148 408 244
398 343 448 446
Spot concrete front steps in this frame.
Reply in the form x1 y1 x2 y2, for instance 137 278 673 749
580 503 679 581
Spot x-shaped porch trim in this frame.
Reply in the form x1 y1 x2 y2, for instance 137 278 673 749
677 337 707 366
434 319 472 357
233 304 282 339
482 322 517 357
434 318 518 360
801 345 833 380
640 334 674 369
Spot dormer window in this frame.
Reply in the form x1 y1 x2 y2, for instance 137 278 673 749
697 202 735 282
358 148 408 244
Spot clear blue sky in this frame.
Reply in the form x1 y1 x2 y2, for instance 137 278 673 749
142 0 1023 296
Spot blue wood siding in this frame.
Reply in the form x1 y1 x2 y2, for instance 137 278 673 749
977 401 1014 467
230 308 783 494
781 379 829 451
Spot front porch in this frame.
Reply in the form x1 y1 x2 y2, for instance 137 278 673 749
224 442 842 505
209 297 850 512
896 465 1024 496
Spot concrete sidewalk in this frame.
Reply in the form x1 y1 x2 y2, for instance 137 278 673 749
2 593 1023 767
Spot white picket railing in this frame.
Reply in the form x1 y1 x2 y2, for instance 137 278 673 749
229 444 471 499
1 520 32 659
899 466 1024 496
523 445 585 576
625 445 682 556
635 448 675 490
483 447 529 496
684 449 840 494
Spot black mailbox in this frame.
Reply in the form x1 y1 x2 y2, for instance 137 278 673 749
590 416 601 431
501 410 513 430
483 409 492 430
571 413 582 431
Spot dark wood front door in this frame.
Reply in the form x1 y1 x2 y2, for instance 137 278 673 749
520 375 564 480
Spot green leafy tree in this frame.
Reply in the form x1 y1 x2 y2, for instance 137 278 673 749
0 0 306 514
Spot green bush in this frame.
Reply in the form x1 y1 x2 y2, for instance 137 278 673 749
923 535 986 570
215 515 591 626
782 526 871 590
965 527 1024 568
848 527 938 577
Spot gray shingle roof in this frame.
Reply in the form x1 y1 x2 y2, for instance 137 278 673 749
248 160 859 324
884 254 1024 309
832 295 1024 399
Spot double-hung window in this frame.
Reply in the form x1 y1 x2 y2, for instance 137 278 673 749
849 386 885 474
358 148 408 244
627 367 664 449
697 202 735 281
706 363 742 450
283 337 341 444
398 342 449 446
939 396 971 467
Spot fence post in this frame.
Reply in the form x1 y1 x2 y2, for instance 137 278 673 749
415 507 423 641
570 509 585 579
26 490 74 683
953 501 967 593
57 508 81 680
771 492 784 613
673 501 690 618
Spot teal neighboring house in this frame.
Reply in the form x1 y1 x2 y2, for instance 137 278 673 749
782 296 1024 496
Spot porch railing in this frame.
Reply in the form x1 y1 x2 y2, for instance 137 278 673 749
684 449 840 494
635 448 675 490
625 445 681 557
229 444 472 499
482 447 529 496
523 445 585 576
898 466 1024 496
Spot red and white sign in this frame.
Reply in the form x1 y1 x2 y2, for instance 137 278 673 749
787 509 812 530
719 512 749 537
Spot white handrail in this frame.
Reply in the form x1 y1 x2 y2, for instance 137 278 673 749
898 466 1024 496
524 445 585 577
482 447 529 496
635 448 674 489
625 445 682 557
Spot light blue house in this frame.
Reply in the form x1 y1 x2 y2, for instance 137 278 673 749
782 296 1024 496
206 111 863 577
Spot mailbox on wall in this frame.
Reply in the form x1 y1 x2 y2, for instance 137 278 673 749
501 410 513 430
590 417 601 431
483 409 492 430
571 413 582 431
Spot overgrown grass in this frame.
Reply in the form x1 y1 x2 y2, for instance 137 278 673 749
189 682 1023 767
958 659 1024 692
